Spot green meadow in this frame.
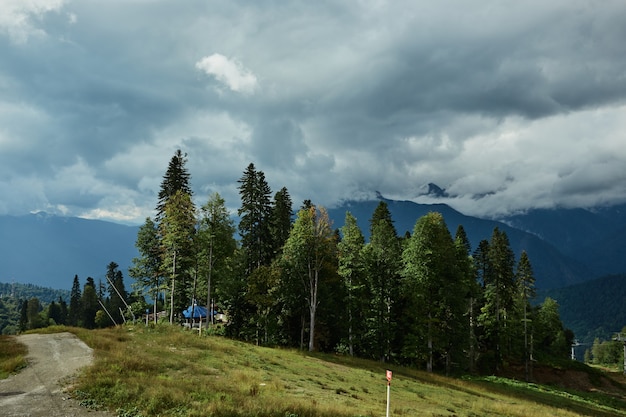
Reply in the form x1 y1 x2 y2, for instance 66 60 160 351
7 325 626 417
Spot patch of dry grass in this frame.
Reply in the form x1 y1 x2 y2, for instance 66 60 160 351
0 335 27 379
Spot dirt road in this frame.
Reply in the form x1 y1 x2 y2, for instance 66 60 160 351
0 332 113 417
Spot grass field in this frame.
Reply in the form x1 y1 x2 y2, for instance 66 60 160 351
14 325 626 416
0 334 27 379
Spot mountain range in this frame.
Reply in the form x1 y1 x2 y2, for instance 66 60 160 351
1 194 624 292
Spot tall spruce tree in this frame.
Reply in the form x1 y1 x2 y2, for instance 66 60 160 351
401 212 466 373
68 275 82 326
362 201 401 362
81 277 99 329
338 211 366 356
479 227 517 371
160 190 197 323
516 250 536 380
270 187 293 257
455 224 479 373
156 149 193 222
238 163 273 273
106 262 128 324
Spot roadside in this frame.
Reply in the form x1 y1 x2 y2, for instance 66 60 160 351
0 332 113 417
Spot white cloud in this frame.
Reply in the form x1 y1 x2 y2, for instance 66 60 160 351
0 0 66 43
195 53 258 94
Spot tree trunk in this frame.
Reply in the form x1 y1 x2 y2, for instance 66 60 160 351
308 266 318 352
170 251 176 324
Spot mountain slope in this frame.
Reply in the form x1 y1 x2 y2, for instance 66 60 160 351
501 204 626 276
0 213 139 290
540 273 626 344
328 198 592 289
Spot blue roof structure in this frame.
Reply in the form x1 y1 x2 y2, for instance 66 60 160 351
182 305 219 319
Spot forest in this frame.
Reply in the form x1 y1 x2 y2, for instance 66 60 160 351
2 150 578 375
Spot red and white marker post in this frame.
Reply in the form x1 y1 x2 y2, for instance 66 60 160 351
386 370 392 417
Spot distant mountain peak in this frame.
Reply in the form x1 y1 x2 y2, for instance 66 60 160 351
420 183 448 198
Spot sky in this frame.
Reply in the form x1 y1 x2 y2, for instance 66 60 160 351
1 0 626 225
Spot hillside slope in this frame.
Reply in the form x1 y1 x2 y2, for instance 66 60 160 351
68 325 626 417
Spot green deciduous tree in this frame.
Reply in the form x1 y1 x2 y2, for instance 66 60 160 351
197 192 237 324
282 205 336 351
130 217 163 323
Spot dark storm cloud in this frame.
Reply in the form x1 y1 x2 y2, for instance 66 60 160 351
1 0 625 223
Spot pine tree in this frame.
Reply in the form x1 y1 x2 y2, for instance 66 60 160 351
238 163 273 273
516 250 536 381
81 277 99 329
455 224 479 373
479 227 517 371
160 190 197 322
68 275 82 326
156 149 193 222
337 211 366 356
106 262 128 323
401 212 466 373
362 202 402 362
270 187 293 256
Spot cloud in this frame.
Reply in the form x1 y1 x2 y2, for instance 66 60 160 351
1 1 626 225
196 54 258 94
0 0 67 43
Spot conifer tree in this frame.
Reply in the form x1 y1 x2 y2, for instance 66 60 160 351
362 201 401 362
270 187 293 256
455 224 479 373
238 163 273 273
81 277 99 329
106 262 128 323
68 275 82 326
402 212 466 373
156 149 193 222
516 250 536 380
479 227 516 371
338 211 366 356
160 190 197 322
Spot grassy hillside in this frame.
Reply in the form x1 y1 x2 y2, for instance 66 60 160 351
29 325 626 417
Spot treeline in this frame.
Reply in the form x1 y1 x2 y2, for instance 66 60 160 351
0 283 70 334
0 262 141 334
129 150 574 374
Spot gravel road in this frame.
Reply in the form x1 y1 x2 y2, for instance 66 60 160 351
0 332 113 417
